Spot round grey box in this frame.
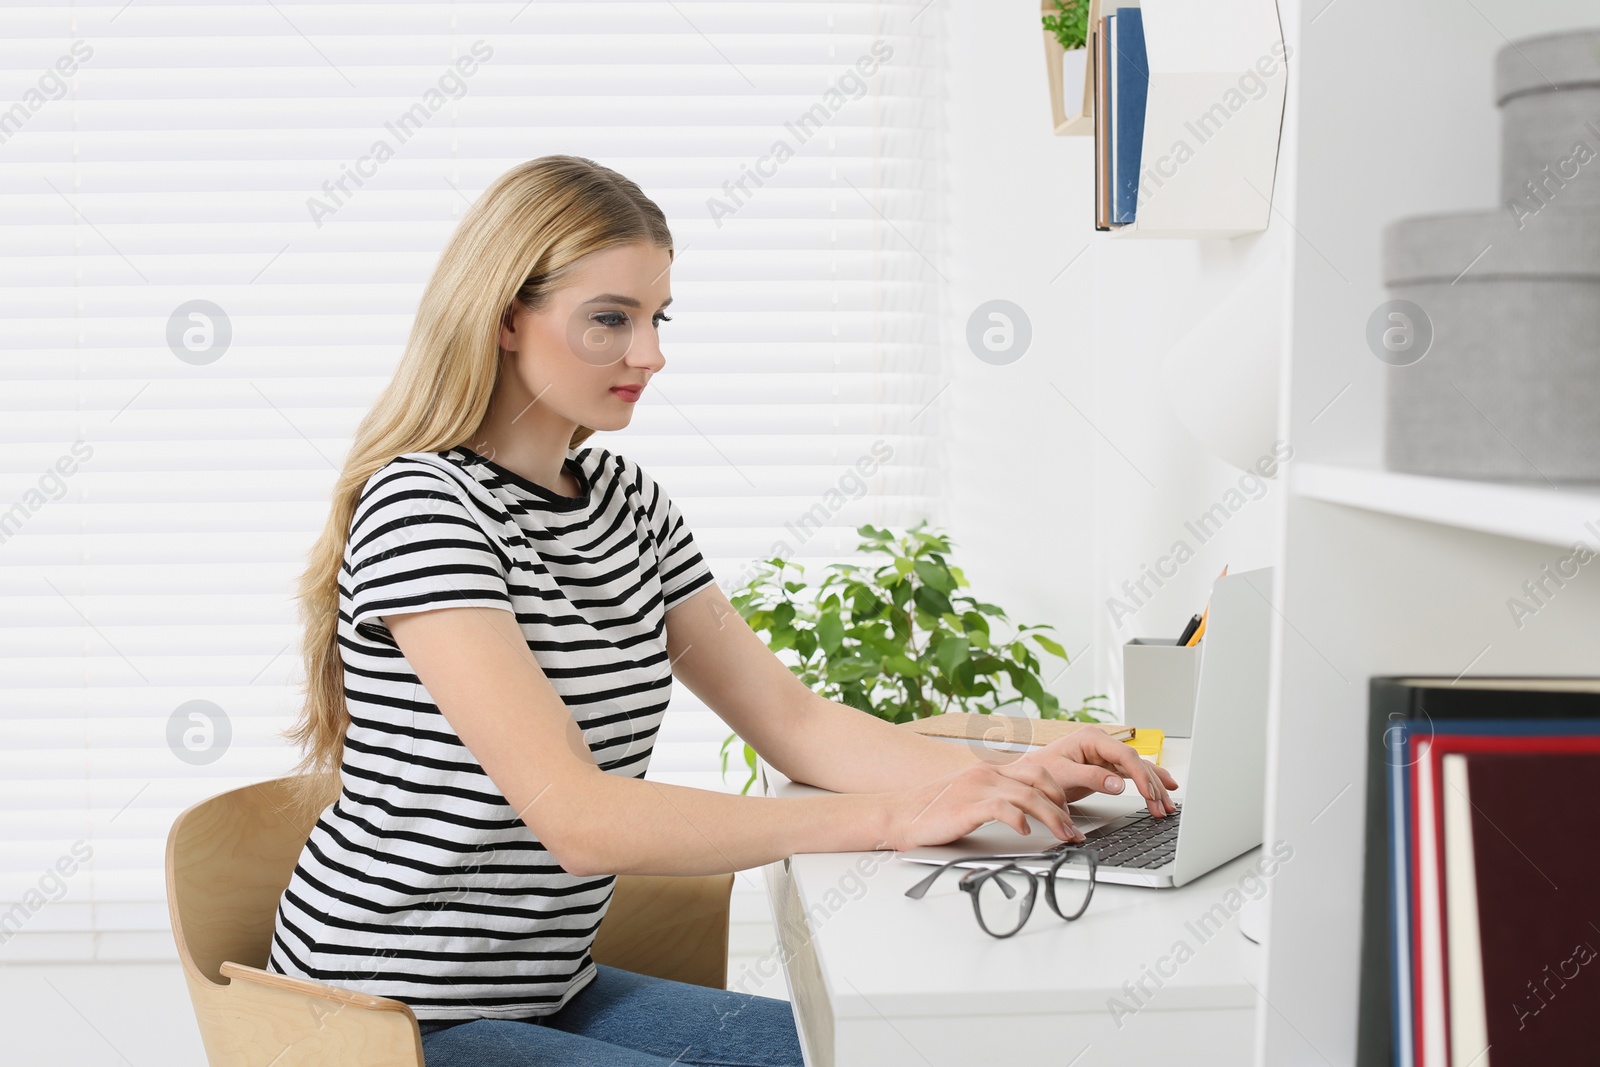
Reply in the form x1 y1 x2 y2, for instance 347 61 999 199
1381 210 1600 484
1497 28 1600 217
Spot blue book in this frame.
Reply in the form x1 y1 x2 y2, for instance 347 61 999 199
1386 721 1415 1067
1111 7 1148 224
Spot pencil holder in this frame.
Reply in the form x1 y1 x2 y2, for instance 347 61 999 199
1122 638 1202 737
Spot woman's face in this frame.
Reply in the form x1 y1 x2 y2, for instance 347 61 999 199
497 240 672 433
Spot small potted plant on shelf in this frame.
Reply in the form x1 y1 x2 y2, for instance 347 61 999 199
718 520 1110 795
1043 0 1090 103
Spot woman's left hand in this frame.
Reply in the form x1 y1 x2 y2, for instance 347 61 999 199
1013 726 1179 817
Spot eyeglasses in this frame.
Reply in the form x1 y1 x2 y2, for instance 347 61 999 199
903 848 1098 938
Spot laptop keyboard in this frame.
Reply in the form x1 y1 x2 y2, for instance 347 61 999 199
1049 805 1183 869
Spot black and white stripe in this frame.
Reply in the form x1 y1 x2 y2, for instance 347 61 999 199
265 444 716 1020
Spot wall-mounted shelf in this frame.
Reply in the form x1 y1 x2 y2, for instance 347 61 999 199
1085 0 1289 239
1292 463 1600 549
1042 3 1093 136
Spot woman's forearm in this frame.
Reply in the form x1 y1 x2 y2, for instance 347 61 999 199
765 692 986 795
559 770 897 877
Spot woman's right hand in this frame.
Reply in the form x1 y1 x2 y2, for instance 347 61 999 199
883 761 1086 851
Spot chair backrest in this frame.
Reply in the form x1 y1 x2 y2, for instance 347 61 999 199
167 777 424 1067
166 776 324 983
167 774 734 1005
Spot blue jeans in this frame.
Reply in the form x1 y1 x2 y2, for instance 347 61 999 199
417 964 804 1067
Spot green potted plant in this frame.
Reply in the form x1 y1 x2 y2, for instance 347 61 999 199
1043 0 1090 93
718 520 1109 794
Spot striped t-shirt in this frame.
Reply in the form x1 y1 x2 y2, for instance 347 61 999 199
265 443 717 1021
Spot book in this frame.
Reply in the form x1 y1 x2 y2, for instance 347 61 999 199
1439 755 1485 1067
1111 7 1148 224
1416 728 1600 1067
900 711 1134 746
1359 678 1600 1067
1413 734 1445 1066
1108 11 1121 226
1386 719 1418 1067
1448 747 1600 1064
1092 15 1112 231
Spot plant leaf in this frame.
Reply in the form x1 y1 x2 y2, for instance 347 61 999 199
935 634 970 675
913 584 953 617
817 612 845 654
912 559 955 592
1031 633 1069 659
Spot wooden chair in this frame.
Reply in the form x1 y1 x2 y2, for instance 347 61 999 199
166 776 735 1067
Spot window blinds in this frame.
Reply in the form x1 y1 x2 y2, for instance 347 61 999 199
0 2 945 961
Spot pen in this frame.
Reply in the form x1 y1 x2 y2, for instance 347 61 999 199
1175 613 1202 646
1182 564 1229 648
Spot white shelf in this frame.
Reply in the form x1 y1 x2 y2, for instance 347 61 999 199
1055 0 1287 232
1108 0 1288 238
1291 462 1600 549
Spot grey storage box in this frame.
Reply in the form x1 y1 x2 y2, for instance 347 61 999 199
1381 26 1600 485
1498 28 1600 217
1381 211 1600 483
1122 638 1202 738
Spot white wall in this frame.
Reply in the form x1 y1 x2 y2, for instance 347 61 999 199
943 3 1290 721
939 2 1104 715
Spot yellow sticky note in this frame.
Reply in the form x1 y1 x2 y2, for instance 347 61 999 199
1124 728 1164 766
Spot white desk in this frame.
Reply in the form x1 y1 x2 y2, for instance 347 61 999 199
757 739 1265 1067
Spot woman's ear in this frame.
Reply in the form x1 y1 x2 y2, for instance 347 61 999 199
497 303 518 352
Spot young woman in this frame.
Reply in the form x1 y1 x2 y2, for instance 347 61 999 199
266 155 1177 1067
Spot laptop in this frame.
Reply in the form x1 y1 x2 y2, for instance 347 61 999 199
898 567 1272 888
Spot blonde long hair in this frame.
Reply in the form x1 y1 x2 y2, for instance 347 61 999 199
285 155 674 815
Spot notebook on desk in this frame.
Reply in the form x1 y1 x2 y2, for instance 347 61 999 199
900 712 1133 746
898 568 1273 889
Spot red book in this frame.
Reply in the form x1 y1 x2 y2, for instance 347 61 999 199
1454 750 1600 1064
1412 733 1600 1066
